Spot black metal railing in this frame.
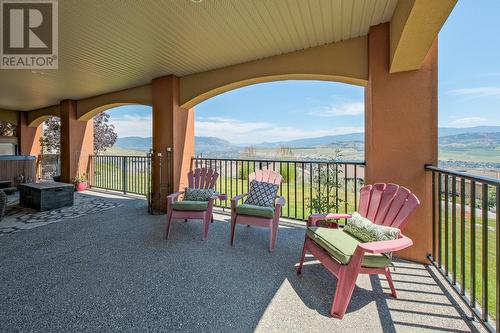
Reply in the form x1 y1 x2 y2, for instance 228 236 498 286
192 157 365 221
89 155 151 196
426 165 500 332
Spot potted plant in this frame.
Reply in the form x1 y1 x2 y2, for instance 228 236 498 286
73 174 88 192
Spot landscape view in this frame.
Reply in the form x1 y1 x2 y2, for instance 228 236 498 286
107 125 500 178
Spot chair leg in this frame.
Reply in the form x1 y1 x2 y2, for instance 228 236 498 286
230 215 237 246
202 216 210 241
211 214 214 223
165 212 173 240
330 268 358 319
385 268 397 298
297 236 308 274
269 219 279 252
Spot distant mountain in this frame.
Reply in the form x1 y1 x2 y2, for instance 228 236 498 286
256 132 364 148
439 132 500 146
114 136 238 154
439 126 500 137
195 136 239 154
115 136 151 150
114 126 500 152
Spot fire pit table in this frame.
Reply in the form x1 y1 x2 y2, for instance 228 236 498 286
19 182 74 212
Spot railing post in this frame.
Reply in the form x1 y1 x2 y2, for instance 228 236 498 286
123 156 128 194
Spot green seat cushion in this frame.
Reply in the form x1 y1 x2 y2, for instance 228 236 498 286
306 227 391 268
236 204 275 218
171 201 208 211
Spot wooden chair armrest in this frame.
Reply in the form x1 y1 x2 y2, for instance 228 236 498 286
273 196 286 216
231 193 248 205
216 193 227 201
167 191 183 203
307 213 351 227
275 196 286 207
357 235 413 254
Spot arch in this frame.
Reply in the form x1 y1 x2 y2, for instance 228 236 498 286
77 85 152 121
180 36 368 108
28 105 60 127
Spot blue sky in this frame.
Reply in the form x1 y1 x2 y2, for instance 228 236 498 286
107 1 500 143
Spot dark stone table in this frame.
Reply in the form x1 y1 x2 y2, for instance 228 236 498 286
19 182 74 211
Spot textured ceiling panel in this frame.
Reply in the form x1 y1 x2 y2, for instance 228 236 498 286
0 0 397 111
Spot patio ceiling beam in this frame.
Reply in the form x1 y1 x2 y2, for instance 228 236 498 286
389 0 457 73
179 36 368 109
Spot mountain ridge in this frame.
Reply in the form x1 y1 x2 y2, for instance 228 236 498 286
114 125 500 150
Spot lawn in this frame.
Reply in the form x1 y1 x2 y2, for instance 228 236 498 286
438 201 498 321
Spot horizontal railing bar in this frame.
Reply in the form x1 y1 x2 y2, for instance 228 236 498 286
425 165 500 186
194 156 365 165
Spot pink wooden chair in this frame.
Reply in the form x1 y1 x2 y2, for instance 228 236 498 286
230 169 285 252
166 168 226 240
297 183 420 319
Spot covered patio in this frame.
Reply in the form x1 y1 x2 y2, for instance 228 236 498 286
0 192 484 332
3 0 499 331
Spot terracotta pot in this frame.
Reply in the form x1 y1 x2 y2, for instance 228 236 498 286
75 182 88 192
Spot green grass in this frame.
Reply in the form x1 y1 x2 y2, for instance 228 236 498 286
91 159 150 195
211 176 359 221
438 201 498 320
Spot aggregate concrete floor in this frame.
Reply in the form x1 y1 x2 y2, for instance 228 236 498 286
0 192 486 332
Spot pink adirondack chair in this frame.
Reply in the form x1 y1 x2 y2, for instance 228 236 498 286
297 183 420 319
166 168 225 240
230 169 286 252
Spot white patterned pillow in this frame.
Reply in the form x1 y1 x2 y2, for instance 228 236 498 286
184 188 215 201
244 180 279 207
344 212 400 242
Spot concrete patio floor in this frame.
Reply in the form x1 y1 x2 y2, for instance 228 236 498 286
0 192 486 332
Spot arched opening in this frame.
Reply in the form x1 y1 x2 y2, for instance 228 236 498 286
193 80 365 220
89 104 153 196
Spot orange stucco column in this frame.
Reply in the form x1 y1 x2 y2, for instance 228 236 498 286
60 100 94 183
365 23 438 263
152 75 195 211
18 111 42 157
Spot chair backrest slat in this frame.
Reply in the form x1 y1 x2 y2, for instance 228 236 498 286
358 183 419 231
374 183 399 225
187 168 219 190
358 185 372 217
249 169 282 185
366 183 385 221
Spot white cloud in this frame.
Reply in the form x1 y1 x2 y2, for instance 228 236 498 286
448 86 500 97
450 117 487 126
195 117 362 144
112 114 152 137
308 102 364 117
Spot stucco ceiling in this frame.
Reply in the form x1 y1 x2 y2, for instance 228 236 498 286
0 0 398 111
